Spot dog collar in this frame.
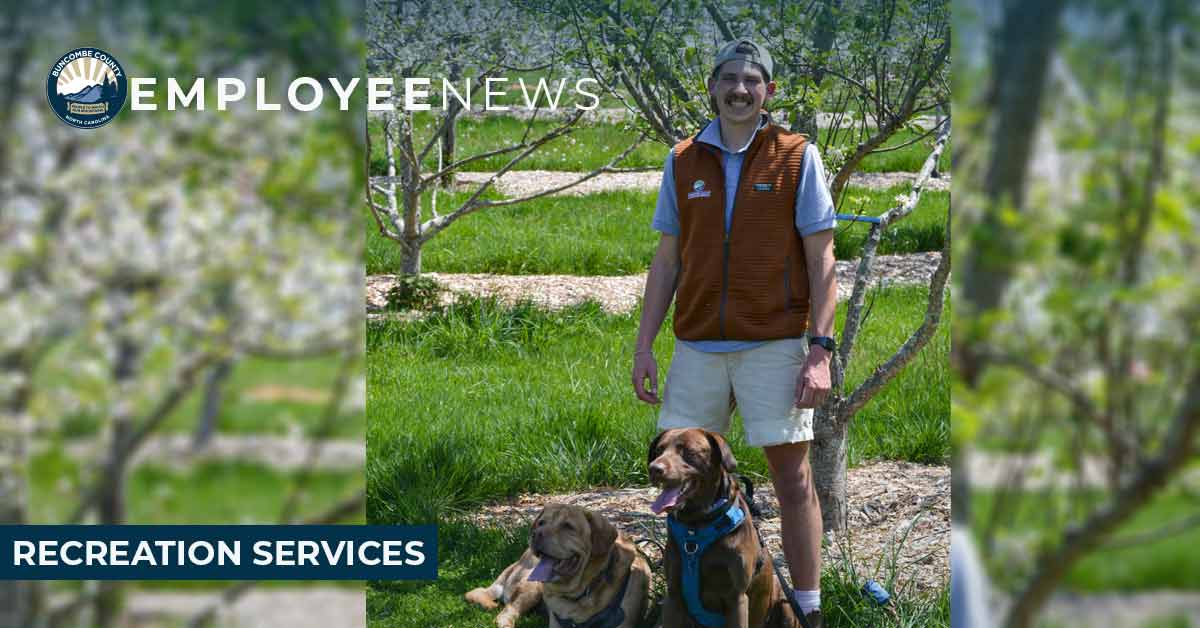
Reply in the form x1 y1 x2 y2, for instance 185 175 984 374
667 501 746 627
553 567 632 628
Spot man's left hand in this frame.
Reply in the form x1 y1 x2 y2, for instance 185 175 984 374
795 346 832 408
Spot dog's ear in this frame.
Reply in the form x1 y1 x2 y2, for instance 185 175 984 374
704 430 737 473
585 510 618 558
647 429 668 467
530 507 546 537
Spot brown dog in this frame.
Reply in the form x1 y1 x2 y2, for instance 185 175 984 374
648 428 800 628
465 503 651 628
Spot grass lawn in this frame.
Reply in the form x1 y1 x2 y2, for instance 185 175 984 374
369 114 666 175
30 449 364 525
826 126 953 174
368 115 951 176
365 184 947 275
366 284 948 526
40 354 364 440
834 185 948 259
971 483 1200 592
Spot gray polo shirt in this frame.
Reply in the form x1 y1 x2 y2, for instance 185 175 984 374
652 116 836 353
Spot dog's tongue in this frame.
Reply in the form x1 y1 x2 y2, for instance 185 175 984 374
527 556 557 582
651 487 682 514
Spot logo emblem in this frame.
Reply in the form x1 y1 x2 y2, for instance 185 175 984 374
687 179 712 200
47 47 128 129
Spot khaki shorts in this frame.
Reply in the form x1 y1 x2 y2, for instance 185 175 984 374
658 337 814 447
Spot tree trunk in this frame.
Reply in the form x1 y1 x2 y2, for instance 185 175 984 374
959 0 1066 355
193 358 233 449
401 240 422 276
792 0 841 143
811 411 848 531
1 406 40 628
94 417 131 628
95 337 138 628
439 61 461 189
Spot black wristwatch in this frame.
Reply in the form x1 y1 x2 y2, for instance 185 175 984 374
809 336 836 353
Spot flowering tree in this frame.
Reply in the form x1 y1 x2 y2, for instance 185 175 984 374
0 3 363 626
955 1 1200 626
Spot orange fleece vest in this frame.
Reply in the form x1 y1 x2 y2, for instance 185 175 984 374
672 123 810 341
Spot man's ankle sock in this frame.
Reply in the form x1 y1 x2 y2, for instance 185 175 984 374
792 589 820 615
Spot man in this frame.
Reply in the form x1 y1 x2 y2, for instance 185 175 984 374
631 39 836 628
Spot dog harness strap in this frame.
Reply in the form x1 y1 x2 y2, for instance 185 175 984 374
667 503 746 628
553 569 632 628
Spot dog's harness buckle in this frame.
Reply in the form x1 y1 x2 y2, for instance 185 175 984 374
666 502 746 628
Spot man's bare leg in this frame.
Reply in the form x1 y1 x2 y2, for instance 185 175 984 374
764 441 822 592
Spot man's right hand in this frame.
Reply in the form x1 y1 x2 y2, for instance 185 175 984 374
632 350 661 404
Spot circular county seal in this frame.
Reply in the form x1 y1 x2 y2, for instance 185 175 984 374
46 47 128 129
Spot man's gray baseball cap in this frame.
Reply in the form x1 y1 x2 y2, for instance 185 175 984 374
712 39 773 82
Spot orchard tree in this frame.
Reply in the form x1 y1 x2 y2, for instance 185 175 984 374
366 0 653 276
955 1 1200 626
1 3 364 626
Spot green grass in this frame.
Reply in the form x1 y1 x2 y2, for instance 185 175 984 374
369 115 950 177
972 484 1200 591
367 189 658 276
365 184 948 275
827 126 953 174
369 114 666 176
29 448 364 525
368 522 543 627
366 284 947 526
40 355 363 440
834 185 949 259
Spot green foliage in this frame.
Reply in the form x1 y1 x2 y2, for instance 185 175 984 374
29 449 363 525
385 275 444 311
972 483 1200 592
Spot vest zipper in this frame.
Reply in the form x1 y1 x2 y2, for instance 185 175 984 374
720 231 730 340
784 256 792 310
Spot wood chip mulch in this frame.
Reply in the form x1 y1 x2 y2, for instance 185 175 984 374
465 460 949 598
451 169 949 199
366 252 942 318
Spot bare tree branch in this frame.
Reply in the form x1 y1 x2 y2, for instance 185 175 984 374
420 131 647 242
1004 371 1200 628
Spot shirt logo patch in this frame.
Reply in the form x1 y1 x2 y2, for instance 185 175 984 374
753 182 773 192
687 179 712 199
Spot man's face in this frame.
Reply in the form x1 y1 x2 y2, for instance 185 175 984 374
707 60 775 125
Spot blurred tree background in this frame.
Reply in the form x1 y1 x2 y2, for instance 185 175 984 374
954 0 1199 626
1 1 364 627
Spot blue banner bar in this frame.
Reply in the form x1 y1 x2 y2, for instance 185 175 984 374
0 525 437 580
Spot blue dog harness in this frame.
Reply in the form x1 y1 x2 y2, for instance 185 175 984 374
666 500 746 627
553 568 632 628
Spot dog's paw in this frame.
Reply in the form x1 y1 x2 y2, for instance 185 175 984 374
465 587 500 610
